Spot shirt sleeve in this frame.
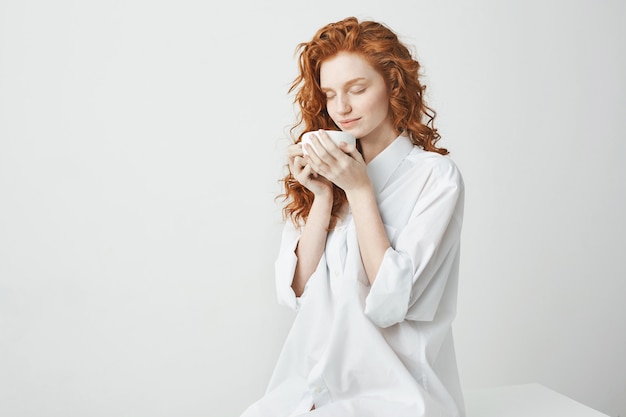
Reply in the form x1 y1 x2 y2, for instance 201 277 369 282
274 220 302 310
364 158 464 328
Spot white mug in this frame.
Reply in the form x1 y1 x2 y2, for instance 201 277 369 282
301 130 356 156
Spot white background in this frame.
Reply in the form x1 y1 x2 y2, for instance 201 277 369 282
1 1 624 416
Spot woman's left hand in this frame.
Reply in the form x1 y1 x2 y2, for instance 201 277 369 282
303 130 370 193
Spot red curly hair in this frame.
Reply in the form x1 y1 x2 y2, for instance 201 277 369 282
280 16 447 228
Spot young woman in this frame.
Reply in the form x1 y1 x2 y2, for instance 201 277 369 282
241 16 465 417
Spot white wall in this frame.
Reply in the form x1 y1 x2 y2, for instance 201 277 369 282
0 1 624 416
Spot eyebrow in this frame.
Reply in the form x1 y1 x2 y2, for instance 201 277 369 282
321 77 367 91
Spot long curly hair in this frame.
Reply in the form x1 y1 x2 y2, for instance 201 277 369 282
279 16 447 228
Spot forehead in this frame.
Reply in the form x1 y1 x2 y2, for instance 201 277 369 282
320 51 380 88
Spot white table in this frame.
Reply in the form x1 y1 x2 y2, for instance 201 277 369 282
464 383 609 417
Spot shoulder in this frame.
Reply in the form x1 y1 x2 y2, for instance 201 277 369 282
405 148 464 189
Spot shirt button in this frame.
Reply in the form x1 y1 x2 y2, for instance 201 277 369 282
314 386 322 393
333 270 340 277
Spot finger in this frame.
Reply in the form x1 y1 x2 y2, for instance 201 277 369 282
301 163 320 181
339 141 362 160
292 163 309 185
303 142 323 162
288 160 300 176
289 156 303 175
315 130 341 155
308 136 342 176
309 132 339 160
288 142 303 153
304 145 324 169
287 144 304 161
308 137 336 173
301 133 323 157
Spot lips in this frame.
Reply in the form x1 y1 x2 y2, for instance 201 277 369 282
339 118 360 128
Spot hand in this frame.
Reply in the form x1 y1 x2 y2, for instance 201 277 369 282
287 141 333 197
303 130 370 193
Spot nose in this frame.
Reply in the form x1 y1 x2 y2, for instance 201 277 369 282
335 94 351 114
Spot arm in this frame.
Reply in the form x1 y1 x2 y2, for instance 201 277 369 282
304 133 389 284
344 184 390 285
304 133 464 327
286 142 334 297
292 190 332 296
364 160 464 327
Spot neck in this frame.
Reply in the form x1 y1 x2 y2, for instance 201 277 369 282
359 127 400 164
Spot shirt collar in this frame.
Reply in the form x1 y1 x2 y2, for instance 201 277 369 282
366 134 414 194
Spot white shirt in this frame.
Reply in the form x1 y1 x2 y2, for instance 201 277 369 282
241 135 466 417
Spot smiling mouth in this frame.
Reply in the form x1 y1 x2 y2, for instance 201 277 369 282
339 118 360 126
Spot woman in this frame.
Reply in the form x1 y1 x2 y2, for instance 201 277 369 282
242 16 465 417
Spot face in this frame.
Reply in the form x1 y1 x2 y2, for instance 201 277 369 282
320 51 397 146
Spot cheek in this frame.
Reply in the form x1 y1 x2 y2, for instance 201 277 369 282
367 89 391 115
325 101 335 115
368 98 390 119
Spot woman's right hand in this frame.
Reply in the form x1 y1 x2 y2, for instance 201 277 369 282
287 142 333 197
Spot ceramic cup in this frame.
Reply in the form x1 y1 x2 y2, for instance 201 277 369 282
301 130 356 156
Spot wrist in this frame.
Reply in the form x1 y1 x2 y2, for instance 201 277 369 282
345 182 375 203
313 184 333 200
